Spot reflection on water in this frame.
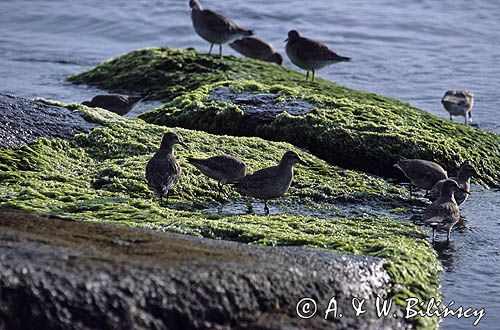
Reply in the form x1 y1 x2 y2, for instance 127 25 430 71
0 1 499 329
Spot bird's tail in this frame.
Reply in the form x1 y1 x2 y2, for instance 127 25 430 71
241 29 253 37
186 157 202 166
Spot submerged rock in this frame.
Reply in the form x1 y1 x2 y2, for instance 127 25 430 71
0 210 410 329
0 93 96 149
69 48 500 186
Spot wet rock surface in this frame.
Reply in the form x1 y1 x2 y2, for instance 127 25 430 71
0 210 410 330
0 93 96 149
208 88 315 135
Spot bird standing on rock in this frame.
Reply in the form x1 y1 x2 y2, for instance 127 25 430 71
424 179 470 243
285 30 350 81
187 154 248 198
82 94 144 116
441 90 474 125
426 164 478 205
146 132 185 203
189 0 253 57
233 151 305 214
393 158 448 197
229 37 283 65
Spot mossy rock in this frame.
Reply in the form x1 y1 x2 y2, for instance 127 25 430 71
69 48 500 186
1 101 439 328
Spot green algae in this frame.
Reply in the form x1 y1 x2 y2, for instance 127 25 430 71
69 48 500 187
0 103 439 328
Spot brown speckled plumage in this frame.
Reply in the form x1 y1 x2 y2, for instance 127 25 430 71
285 30 350 81
441 90 474 125
424 179 468 242
187 154 247 197
230 37 283 65
189 0 253 56
145 132 183 202
82 94 143 116
233 151 305 214
426 164 477 205
394 158 447 196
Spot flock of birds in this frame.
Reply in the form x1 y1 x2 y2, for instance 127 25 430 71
144 131 478 243
145 132 305 215
79 0 481 243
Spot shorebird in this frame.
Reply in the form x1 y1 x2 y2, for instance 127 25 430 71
187 154 248 198
426 164 478 205
229 37 283 65
233 150 305 214
394 158 448 197
285 30 350 81
82 94 144 116
441 90 474 125
145 132 185 203
424 179 470 243
189 0 253 57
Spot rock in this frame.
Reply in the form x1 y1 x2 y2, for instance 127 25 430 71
0 93 96 149
69 48 500 187
0 210 411 329
0 97 439 328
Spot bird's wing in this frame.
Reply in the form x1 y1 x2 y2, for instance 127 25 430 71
234 167 275 190
426 179 444 200
92 95 128 108
231 38 272 55
295 37 348 61
146 156 180 190
201 9 246 34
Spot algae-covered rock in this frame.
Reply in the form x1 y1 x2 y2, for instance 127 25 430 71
69 48 500 186
0 210 410 330
0 98 439 328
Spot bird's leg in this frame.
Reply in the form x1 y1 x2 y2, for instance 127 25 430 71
408 184 413 198
219 44 222 58
246 199 253 214
217 182 222 199
264 200 269 215
306 71 309 81
312 69 315 82
431 228 435 243
449 114 453 121
209 44 214 55
447 229 451 243
464 116 468 125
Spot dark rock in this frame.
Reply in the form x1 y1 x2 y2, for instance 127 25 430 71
0 94 96 149
207 88 315 135
0 210 410 329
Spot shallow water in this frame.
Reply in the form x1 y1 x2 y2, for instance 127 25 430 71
0 1 499 328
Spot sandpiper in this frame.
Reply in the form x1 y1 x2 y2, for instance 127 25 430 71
229 37 283 65
82 94 144 116
145 132 185 203
394 158 448 197
285 30 350 81
233 151 305 214
187 154 247 198
441 90 474 125
189 0 253 57
424 179 470 243
426 164 478 205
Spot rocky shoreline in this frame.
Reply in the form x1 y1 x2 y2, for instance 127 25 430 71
0 210 410 329
6 48 497 328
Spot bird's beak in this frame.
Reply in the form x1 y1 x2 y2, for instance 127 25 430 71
459 187 471 195
178 141 187 148
284 38 288 43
